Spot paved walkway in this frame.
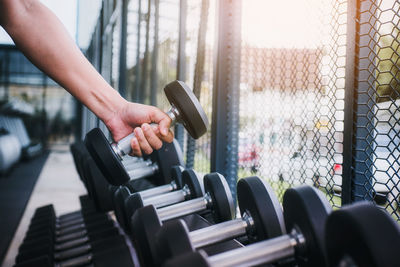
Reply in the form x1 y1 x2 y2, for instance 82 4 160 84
2 145 86 267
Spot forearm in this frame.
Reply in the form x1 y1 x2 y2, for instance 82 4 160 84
0 0 125 123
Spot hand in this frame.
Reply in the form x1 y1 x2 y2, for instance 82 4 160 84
105 101 174 157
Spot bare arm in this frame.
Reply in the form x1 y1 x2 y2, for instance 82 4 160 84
0 0 173 155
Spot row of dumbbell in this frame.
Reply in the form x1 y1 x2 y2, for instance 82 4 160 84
19 143 400 267
77 135 400 267
71 140 239 265
14 196 136 267
161 188 400 267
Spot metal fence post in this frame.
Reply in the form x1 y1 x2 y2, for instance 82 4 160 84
118 0 128 98
150 0 159 106
342 0 357 205
134 0 142 102
352 0 376 202
210 0 241 201
139 0 152 103
174 0 187 149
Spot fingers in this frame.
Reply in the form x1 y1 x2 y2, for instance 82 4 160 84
141 123 162 151
130 137 142 157
149 107 172 137
129 123 169 156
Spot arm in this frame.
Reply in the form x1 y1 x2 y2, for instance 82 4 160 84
0 0 173 156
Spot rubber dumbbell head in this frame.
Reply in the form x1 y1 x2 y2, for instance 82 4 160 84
326 201 400 267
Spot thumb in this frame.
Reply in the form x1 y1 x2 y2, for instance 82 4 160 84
150 107 171 136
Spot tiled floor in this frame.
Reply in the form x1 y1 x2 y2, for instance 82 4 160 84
2 145 86 267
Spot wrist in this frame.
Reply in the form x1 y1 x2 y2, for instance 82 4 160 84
91 85 128 125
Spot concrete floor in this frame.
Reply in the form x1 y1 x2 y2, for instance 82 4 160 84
2 145 87 267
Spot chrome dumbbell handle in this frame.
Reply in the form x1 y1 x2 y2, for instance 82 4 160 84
207 230 305 267
157 193 212 221
189 212 254 248
142 184 190 209
127 163 159 180
139 180 178 199
112 107 179 159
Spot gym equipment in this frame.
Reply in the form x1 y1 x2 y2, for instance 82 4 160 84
0 131 21 174
326 201 400 267
114 168 202 230
16 236 135 267
156 176 286 262
88 137 184 187
85 80 208 185
130 172 234 266
163 185 332 267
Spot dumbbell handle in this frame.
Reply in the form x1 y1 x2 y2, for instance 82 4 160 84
157 193 212 221
139 180 178 199
128 163 159 180
112 108 178 158
207 231 305 267
189 218 249 248
56 229 87 243
58 253 93 267
124 159 152 169
55 236 89 251
142 184 190 208
55 243 91 260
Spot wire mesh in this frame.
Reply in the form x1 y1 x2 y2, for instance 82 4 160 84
354 0 400 220
239 0 347 208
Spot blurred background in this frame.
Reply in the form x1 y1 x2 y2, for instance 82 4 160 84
0 0 399 232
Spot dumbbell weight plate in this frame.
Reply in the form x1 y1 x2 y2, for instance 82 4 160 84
85 128 130 186
164 81 208 139
326 202 400 267
131 205 163 264
237 177 286 242
86 158 114 212
203 173 235 223
283 186 331 267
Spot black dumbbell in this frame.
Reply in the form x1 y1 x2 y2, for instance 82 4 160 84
326 201 400 267
131 172 235 266
15 240 135 267
16 235 134 265
114 168 202 231
155 176 286 263
20 226 119 253
27 209 111 236
163 185 332 267
84 80 209 186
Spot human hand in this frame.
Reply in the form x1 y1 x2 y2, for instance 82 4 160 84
105 101 174 157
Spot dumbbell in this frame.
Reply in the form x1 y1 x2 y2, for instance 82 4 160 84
27 207 112 236
15 239 136 267
16 235 134 266
163 185 332 267
326 202 400 267
155 176 287 263
25 206 114 244
114 168 202 230
131 172 235 266
84 80 209 186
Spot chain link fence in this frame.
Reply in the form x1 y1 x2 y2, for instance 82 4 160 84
353 0 400 219
238 0 347 209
